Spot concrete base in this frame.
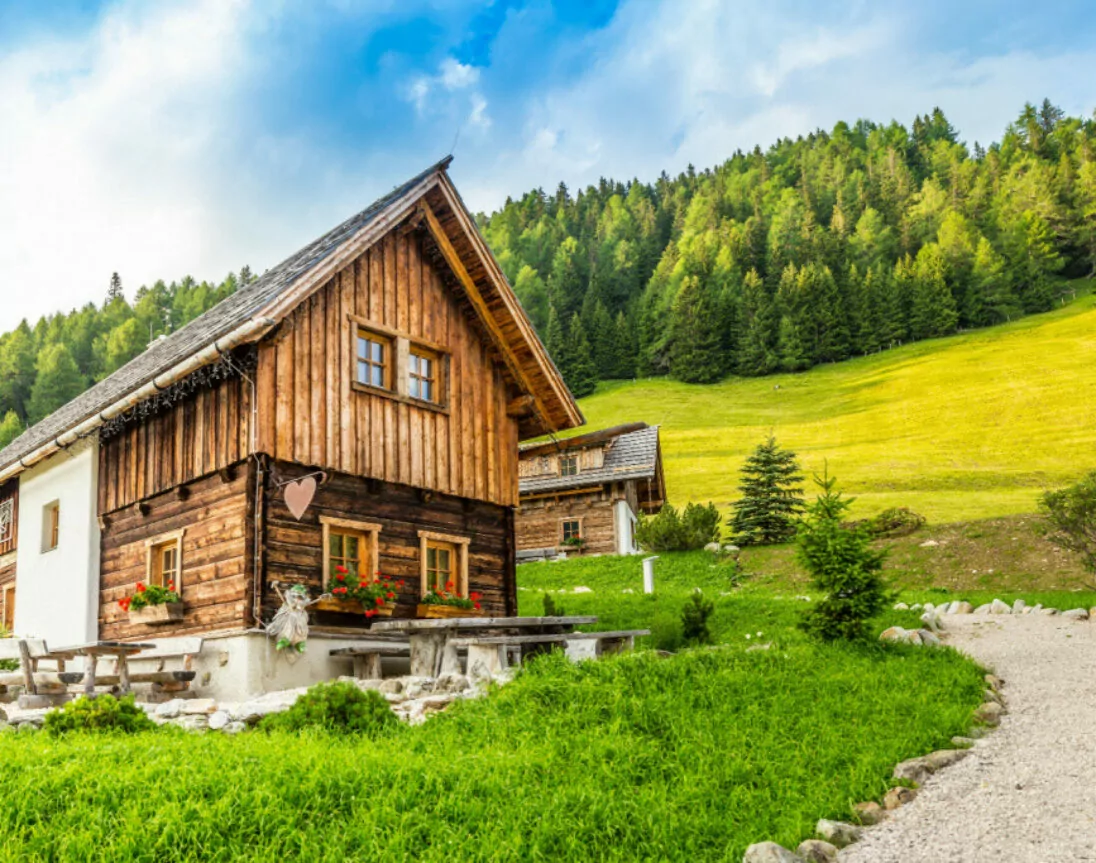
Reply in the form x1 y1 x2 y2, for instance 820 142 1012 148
123 630 411 702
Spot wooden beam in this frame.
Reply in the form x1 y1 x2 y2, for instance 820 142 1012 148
506 394 536 418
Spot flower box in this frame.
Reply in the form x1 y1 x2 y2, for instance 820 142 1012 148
128 603 184 625
313 597 394 617
416 603 480 620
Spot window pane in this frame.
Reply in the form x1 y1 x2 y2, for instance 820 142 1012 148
372 341 384 363
427 548 437 569
420 357 432 378
438 549 450 573
357 337 367 361
409 377 420 399
329 534 343 557
421 380 432 402
345 536 359 559
357 361 368 384
371 365 384 388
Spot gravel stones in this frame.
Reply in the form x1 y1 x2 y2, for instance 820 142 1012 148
974 701 1005 726
796 839 838 861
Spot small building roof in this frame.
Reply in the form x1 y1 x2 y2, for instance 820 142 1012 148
519 424 664 500
0 157 582 478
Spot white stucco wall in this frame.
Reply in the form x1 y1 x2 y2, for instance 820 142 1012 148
614 499 639 555
14 441 101 647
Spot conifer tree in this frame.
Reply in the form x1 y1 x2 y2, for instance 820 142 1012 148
0 410 21 450
106 272 124 304
798 469 890 642
27 343 86 424
910 244 959 339
611 310 636 379
565 314 598 397
586 300 616 378
669 275 724 383
728 434 806 545
0 323 37 421
544 306 571 382
776 316 808 372
737 269 779 376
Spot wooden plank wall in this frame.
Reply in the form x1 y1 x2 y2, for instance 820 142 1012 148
254 230 520 507
0 480 17 556
516 488 618 556
264 462 515 623
99 466 253 640
99 376 251 514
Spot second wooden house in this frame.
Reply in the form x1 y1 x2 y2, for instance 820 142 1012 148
0 157 582 697
516 423 665 558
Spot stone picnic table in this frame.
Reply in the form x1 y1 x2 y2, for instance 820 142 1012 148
369 616 599 677
45 641 156 697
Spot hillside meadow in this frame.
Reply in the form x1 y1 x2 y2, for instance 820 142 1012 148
574 281 1096 524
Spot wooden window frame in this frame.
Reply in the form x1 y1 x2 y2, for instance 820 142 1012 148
354 328 393 392
1 583 14 632
408 346 440 405
348 315 450 414
321 516 382 590
145 529 187 593
558 454 579 477
560 518 583 543
42 501 60 554
418 530 470 598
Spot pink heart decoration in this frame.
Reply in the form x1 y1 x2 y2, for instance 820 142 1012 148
284 476 317 521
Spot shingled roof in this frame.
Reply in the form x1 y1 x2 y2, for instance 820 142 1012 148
519 424 663 496
0 156 581 477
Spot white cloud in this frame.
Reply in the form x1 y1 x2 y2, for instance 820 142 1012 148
405 55 491 135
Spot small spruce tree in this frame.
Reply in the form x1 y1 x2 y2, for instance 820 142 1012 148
798 469 890 641
681 589 715 645
729 434 805 545
565 313 599 397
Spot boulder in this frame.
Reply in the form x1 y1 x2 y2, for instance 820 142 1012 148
922 603 935 615
919 540 939 548
704 542 721 553
1030 603 1043 614
984 673 1004 691
796 839 838 862
722 544 741 555
1012 599 1027 614
975 701 1005 726
955 601 974 614
434 673 472 694
905 630 924 645
893 602 909 611
920 612 943 633
815 820 862 849
181 698 217 716
893 757 932 784
1040 607 1060 616
883 786 917 810
853 801 886 825
378 678 406 695
918 629 941 647
155 699 187 720
223 721 247 735
989 599 1011 614
1062 608 1089 621
743 842 804 863
174 715 209 732
208 710 231 731
230 689 306 725
910 603 922 611
1090 607 1096 621
879 626 908 644
973 604 992 614
951 736 976 748
923 749 969 771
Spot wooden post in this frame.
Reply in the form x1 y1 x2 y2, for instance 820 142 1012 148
409 633 443 678
117 654 131 694
84 654 98 698
18 641 36 696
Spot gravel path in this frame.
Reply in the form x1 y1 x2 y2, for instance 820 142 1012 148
840 614 1096 862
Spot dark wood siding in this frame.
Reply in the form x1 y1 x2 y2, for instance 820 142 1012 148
263 461 515 624
99 464 253 640
516 487 618 556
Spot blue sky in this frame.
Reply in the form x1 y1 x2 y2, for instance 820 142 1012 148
1 0 1095 331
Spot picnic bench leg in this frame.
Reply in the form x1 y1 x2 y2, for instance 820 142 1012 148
354 654 382 680
409 633 444 678
18 641 37 696
565 639 599 662
84 654 98 698
118 655 131 693
466 644 506 683
438 638 461 677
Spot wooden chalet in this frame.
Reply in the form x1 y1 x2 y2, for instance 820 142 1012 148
0 157 582 695
516 423 665 558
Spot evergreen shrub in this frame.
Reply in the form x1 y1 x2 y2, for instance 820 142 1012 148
729 435 805 545
635 502 721 552
44 694 156 736
259 682 399 735
1041 471 1096 572
681 590 715 645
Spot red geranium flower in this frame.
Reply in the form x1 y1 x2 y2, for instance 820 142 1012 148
473 602 481 611
336 574 345 582
375 597 384 606
397 580 405 589
336 565 349 575
365 610 376 618
469 592 481 601
136 583 146 593
359 581 368 589
386 592 395 599
446 580 455 590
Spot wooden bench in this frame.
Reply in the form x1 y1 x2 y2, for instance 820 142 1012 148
0 639 58 696
50 638 204 697
451 629 650 681
330 639 412 679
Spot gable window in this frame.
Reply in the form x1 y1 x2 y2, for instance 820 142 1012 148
559 455 578 477
409 349 437 403
42 502 60 553
561 519 582 542
321 517 381 590
356 330 392 390
418 530 470 598
145 529 186 593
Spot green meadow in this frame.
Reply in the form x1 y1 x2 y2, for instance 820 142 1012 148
575 281 1096 524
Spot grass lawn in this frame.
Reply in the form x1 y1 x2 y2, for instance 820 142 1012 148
573 279 1096 523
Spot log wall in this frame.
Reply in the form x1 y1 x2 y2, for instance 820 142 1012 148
516 487 618 556
98 464 253 640
0 480 17 557
254 230 520 507
263 462 515 624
